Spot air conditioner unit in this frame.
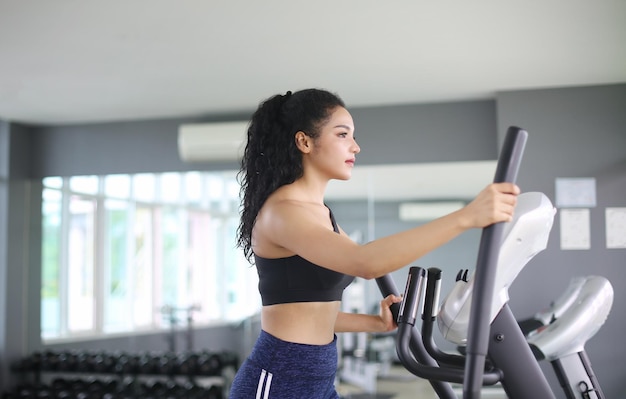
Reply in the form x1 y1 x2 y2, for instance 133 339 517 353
177 121 248 162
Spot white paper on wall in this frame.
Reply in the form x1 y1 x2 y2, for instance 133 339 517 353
555 178 597 208
606 207 626 249
560 208 591 250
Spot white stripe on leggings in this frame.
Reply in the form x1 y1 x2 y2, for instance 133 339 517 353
256 368 273 399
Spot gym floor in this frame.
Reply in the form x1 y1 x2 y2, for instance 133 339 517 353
336 365 507 399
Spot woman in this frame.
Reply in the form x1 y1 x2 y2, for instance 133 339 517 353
230 89 519 398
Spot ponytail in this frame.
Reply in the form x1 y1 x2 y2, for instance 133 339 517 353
237 88 344 261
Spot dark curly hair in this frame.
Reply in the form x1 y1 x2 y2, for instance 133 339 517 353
236 88 345 261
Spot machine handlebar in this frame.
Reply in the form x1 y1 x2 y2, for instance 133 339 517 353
464 126 528 399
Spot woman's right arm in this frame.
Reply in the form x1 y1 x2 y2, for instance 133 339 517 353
261 182 520 279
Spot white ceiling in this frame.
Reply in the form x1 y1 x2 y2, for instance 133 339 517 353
0 1 624 126
1 1 623 202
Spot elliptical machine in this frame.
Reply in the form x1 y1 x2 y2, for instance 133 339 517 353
375 127 613 399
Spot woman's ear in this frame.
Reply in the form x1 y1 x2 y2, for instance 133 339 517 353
295 131 312 153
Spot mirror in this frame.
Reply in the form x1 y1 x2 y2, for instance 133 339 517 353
325 160 498 325
326 160 497 202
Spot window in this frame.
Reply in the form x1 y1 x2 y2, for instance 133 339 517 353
41 171 258 341
41 187 62 337
67 194 97 333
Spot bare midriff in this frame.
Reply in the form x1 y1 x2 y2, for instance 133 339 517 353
261 301 341 345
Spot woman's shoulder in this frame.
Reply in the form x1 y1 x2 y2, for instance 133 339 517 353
253 196 331 257
257 190 327 231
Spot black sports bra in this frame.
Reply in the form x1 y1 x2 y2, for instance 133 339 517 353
255 207 355 306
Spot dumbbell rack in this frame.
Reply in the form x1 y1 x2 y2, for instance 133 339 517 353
4 349 238 399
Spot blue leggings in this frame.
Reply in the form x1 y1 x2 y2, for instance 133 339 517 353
229 330 340 399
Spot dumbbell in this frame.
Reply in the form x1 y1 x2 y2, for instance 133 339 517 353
176 353 199 375
114 353 140 375
39 351 60 371
57 350 79 371
156 353 178 375
92 352 116 373
138 352 161 374
197 352 222 376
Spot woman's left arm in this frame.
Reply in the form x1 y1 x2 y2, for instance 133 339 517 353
334 295 402 333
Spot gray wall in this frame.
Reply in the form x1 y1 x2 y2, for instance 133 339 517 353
28 112 250 178
0 122 43 387
0 84 624 397
349 100 498 165
0 121 9 389
497 84 626 398
25 99 497 178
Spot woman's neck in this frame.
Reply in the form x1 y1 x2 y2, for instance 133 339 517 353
282 176 328 205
